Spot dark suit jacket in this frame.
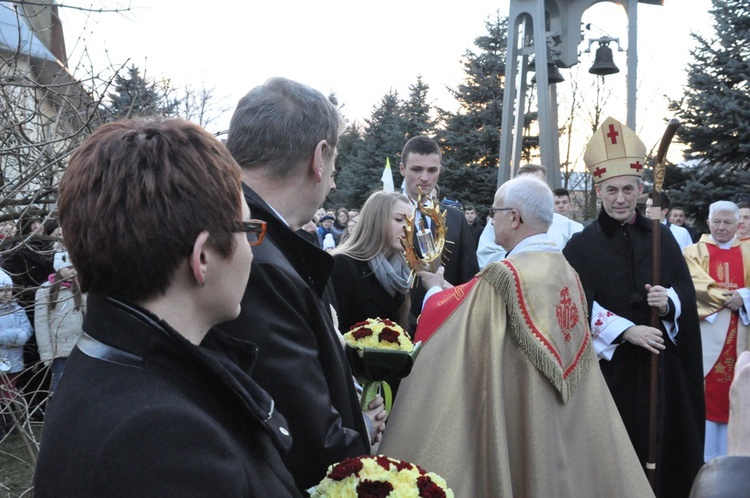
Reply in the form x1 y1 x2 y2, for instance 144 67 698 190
409 205 479 331
217 184 369 491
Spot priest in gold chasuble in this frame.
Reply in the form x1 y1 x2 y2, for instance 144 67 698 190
379 177 652 498
683 200 750 461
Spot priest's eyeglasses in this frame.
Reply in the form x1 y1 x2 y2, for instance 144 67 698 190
488 207 514 218
235 220 267 246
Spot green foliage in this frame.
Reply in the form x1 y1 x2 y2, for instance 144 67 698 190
664 161 750 232
668 0 750 170
100 65 180 121
402 76 435 139
436 13 514 214
326 122 365 209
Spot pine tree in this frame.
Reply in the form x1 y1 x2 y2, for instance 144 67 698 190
326 121 365 209
101 65 180 121
402 76 434 139
668 0 750 170
436 13 514 212
338 90 407 209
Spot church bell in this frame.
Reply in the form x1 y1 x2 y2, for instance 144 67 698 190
589 43 620 75
531 63 565 84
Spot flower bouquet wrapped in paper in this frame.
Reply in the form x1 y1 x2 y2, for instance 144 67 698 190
310 454 453 498
343 318 421 411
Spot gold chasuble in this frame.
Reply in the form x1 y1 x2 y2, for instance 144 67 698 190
684 236 750 423
379 251 652 497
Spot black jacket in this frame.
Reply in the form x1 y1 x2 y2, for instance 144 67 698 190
217 185 369 491
331 254 407 334
563 209 705 498
34 295 300 497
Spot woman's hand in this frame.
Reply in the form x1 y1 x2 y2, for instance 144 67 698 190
364 395 387 445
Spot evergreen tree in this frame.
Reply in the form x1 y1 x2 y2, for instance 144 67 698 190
668 0 750 170
327 121 365 209
402 76 434 139
339 90 407 209
101 65 180 121
436 13 517 213
666 161 750 232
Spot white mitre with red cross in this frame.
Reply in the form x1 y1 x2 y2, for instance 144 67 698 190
583 116 647 184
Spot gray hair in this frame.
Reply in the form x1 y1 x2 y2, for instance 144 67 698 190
226 77 343 179
497 176 553 229
708 200 739 221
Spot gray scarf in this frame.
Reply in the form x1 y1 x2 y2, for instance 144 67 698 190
368 253 410 297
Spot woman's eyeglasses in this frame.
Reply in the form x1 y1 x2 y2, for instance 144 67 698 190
235 220 267 246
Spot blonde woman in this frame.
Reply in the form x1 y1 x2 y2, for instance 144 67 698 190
331 191 412 334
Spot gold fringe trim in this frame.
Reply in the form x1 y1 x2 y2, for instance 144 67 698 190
480 262 592 404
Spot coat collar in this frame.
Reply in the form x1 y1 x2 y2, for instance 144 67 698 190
81 295 292 451
242 183 333 296
598 208 652 238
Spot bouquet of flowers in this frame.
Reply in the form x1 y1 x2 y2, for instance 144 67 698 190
310 454 453 498
343 318 421 411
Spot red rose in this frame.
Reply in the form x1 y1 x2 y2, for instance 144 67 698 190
417 475 447 498
356 480 394 498
328 456 364 480
378 327 400 344
352 327 374 340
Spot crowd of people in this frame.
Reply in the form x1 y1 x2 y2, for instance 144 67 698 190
0 216 86 438
0 76 744 497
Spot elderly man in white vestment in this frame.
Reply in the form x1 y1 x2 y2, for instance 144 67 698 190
683 200 750 461
379 176 653 497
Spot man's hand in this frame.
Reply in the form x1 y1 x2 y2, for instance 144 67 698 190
723 290 744 311
728 351 750 456
645 284 669 316
622 325 666 354
417 266 445 292
364 396 387 445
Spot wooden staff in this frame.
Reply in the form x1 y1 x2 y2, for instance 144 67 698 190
647 117 680 488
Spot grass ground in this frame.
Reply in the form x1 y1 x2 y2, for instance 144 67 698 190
0 424 40 498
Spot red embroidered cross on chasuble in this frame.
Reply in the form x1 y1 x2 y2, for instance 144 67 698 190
416 254 591 403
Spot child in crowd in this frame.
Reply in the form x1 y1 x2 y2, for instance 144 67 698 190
0 268 32 437
34 252 86 392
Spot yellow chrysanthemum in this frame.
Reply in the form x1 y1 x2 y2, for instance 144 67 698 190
343 318 414 352
311 455 454 498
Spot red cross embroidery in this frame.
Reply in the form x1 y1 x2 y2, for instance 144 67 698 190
606 124 619 144
630 161 643 171
594 318 603 327
593 166 607 178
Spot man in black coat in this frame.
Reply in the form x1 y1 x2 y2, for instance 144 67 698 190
398 136 479 329
563 117 704 498
216 78 385 492
34 119 300 496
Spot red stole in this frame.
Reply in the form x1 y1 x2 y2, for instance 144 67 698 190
415 277 479 344
704 244 744 422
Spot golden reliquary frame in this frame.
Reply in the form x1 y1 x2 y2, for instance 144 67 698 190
399 187 447 287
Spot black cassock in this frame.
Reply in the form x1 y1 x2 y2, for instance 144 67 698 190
564 209 704 498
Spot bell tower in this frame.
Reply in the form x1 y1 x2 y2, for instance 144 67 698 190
497 0 664 188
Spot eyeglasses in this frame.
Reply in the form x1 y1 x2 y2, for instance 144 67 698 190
235 219 267 246
488 207 514 218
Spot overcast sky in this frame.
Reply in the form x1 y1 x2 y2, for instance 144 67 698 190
60 0 714 164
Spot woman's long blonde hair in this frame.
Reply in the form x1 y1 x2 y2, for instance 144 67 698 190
332 191 410 261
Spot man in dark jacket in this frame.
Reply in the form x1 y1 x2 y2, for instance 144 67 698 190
34 118 300 496
563 117 704 498
398 136 479 330
217 78 385 492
